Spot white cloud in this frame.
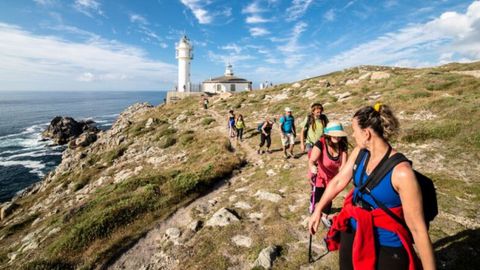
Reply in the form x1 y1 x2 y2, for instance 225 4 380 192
297 1 480 78
33 0 56 6
324 9 336 22
0 23 176 91
246 15 271 24
277 22 308 67
286 0 313 22
208 50 254 65
221 44 242 54
180 0 213 24
249 27 270 37
242 1 265 14
129 14 149 25
74 0 104 17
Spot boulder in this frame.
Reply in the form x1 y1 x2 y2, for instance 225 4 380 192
234 201 252 210
1 202 18 220
205 208 240 227
232 235 252 248
253 245 279 269
73 132 97 148
255 191 282 203
42 116 99 145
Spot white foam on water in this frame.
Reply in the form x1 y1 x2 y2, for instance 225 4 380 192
0 160 46 178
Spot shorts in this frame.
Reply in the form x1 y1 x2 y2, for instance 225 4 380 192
281 133 295 146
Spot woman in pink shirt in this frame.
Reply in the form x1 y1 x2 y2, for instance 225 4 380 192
308 122 349 225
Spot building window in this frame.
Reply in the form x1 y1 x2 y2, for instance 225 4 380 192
216 84 221 92
230 84 236 92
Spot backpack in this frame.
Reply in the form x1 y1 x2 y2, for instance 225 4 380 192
353 149 438 230
303 114 329 139
257 122 264 132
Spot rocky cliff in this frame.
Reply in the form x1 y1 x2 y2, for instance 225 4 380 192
1 62 479 270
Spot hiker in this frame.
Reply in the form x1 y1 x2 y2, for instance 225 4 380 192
257 116 274 154
280 107 296 158
300 102 329 154
203 97 209 109
308 103 436 270
227 110 236 138
308 122 348 226
235 114 246 142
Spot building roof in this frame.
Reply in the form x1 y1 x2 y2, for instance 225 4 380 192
203 75 251 83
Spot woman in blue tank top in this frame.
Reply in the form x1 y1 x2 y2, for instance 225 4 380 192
308 103 436 270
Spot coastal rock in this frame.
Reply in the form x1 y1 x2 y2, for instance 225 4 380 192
253 245 279 269
205 208 240 227
73 132 98 148
42 116 99 145
1 202 19 220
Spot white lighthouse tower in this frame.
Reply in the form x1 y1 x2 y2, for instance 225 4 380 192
176 35 193 92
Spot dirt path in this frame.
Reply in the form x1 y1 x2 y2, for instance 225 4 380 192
108 107 293 269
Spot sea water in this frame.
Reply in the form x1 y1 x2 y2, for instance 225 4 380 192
0 91 166 202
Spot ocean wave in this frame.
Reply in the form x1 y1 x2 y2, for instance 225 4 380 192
0 160 46 178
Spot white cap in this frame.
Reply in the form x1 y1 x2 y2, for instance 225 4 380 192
285 107 292 112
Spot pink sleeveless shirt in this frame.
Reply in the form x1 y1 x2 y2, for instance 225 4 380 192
315 137 343 188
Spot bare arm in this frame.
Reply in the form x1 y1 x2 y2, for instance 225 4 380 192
308 144 321 174
308 147 362 234
392 164 436 270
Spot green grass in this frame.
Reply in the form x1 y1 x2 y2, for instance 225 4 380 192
201 117 216 126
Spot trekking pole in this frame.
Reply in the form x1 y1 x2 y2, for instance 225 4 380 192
308 175 316 263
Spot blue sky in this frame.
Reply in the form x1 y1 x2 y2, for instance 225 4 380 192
0 0 479 91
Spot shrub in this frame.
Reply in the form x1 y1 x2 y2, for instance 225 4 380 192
158 136 176 149
23 259 75 270
202 118 216 126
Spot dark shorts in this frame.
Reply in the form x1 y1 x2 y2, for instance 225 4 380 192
339 229 409 270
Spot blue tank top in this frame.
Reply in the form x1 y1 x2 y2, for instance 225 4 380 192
350 152 402 247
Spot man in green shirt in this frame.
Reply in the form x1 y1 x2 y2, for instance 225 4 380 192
300 103 329 154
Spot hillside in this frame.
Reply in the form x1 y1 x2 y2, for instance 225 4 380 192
1 61 479 269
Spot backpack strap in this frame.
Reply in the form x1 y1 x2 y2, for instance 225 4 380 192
357 152 412 231
356 145 393 192
362 153 409 193
352 148 368 187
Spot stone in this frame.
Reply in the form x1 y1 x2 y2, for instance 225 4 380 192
235 187 248 193
145 117 156 128
165 227 181 239
266 169 276 177
205 208 240 227
345 79 360 85
253 245 279 269
303 90 317 98
248 212 264 220
234 201 252 210
292 82 302 88
188 220 203 232
1 202 18 220
232 235 252 248
370 71 391 80
42 116 99 145
255 191 282 203
229 195 237 202
73 132 97 148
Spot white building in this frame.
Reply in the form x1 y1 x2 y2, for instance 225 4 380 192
202 64 252 94
175 36 193 92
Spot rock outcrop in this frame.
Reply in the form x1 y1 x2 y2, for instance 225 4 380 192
42 116 99 146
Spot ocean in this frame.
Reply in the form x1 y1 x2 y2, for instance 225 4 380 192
0 91 166 203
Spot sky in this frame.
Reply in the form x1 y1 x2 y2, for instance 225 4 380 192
0 0 479 91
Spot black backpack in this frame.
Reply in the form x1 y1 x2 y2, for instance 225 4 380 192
353 149 438 230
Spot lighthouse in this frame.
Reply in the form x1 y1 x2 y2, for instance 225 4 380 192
176 35 193 92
